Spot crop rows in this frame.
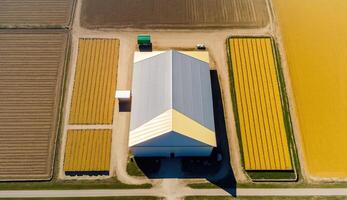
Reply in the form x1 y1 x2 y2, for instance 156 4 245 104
0 0 75 27
0 30 68 180
64 129 112 172
81 0 269 28
69 39 119 125
228 37 292 170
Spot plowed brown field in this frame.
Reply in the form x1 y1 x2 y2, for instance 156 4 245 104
0 30 69 181
0 0 75 28
81 0 269 29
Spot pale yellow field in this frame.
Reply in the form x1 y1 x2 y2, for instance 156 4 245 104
228 38 292 171
274 0 347 177
64 129 112 172
69 39 119 124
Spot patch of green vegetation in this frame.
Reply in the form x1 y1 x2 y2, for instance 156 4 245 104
188 171 236 189
186 197 233 200
0 197 161 200
0 178 151 190
128 156 161 176
185 197 346 200
247 170 296 181
238 182 347 188
189 181 302 189
127 155 146 177
189 181 347 189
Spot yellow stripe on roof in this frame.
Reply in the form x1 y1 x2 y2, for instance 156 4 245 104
229 37 292 171
179 51 210 63
172 109 216 147
129 109 216 147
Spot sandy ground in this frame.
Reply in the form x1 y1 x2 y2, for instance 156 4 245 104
3 187 347 198
58 0 307 187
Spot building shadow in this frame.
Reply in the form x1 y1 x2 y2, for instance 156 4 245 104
118 101 131 112
133 70 236 196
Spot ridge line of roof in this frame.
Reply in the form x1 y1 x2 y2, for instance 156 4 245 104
134 50 209 65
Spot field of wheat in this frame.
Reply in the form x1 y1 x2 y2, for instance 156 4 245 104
228 37 292 171
274 0 347 177
64 129 112 174
69 39 119 125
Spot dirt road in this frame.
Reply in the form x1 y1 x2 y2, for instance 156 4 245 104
2 188 347 199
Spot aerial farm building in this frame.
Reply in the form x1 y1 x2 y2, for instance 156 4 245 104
129 50 216 157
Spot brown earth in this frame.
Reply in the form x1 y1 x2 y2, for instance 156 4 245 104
0 30 69 181
0 0 76 28
81 0 269 29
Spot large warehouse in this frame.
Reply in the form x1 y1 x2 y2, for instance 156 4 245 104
129 50 216 157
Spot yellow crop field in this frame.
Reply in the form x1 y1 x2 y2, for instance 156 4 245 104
228 37 292 171
273 0 347 177
64 129 112 172
69 39 119 124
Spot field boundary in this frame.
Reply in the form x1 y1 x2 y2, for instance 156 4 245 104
0 30 70 181
226 36 299 182
49 31 72 181
80 0 269 29
0 0 76 29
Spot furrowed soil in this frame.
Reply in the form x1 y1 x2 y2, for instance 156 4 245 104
0 30 69 180
81 0 269 29
0 0 75 28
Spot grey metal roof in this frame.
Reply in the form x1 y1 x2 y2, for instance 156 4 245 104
130 50 215 132
130 51 172 130
171 51 215 131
